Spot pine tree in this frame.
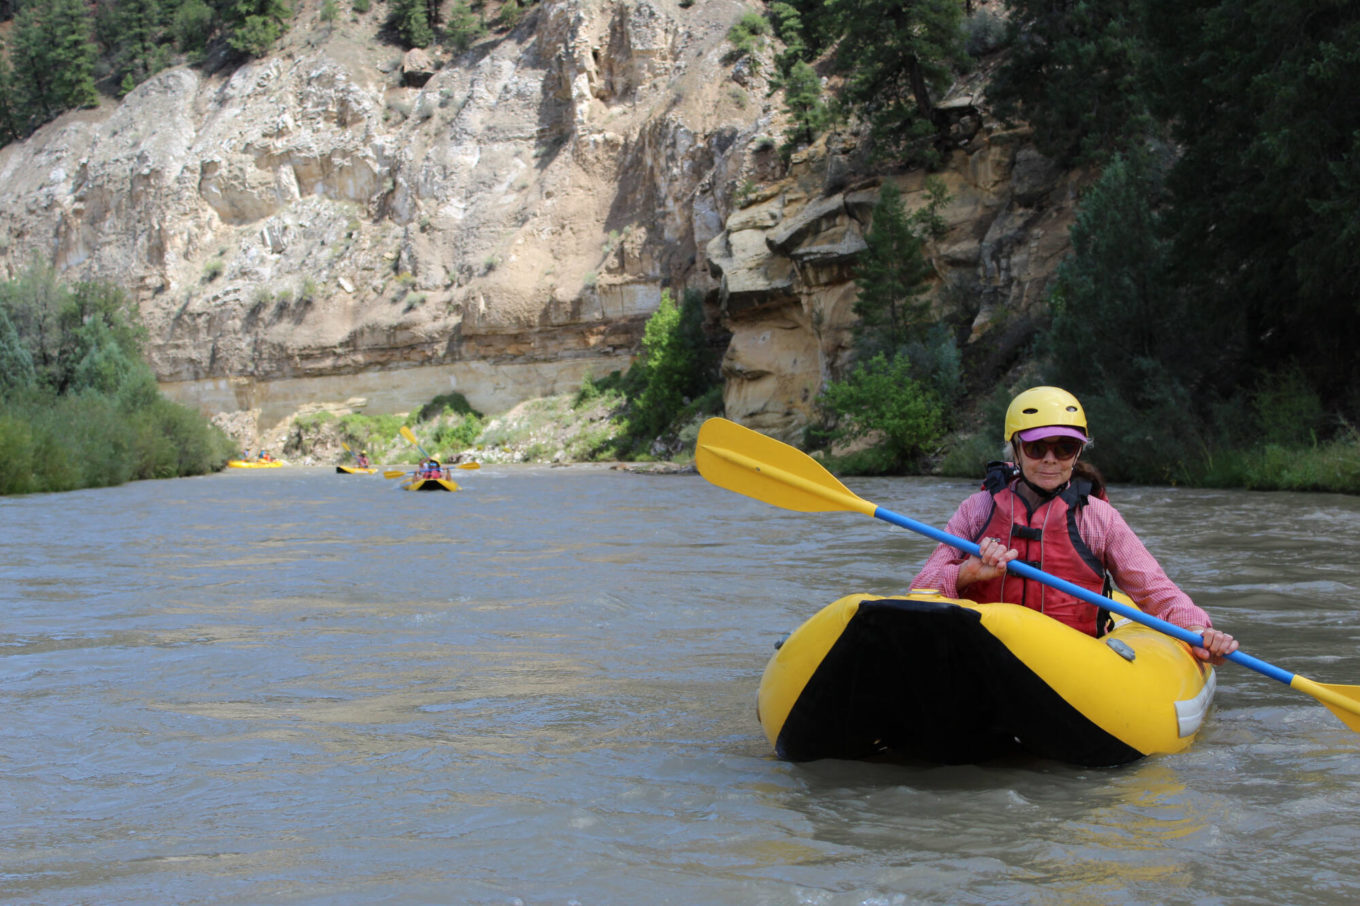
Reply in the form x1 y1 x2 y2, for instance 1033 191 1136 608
47 0 100 111
9 4 62 128
442 0 483 52
1043 153 1192 407
0 306 36 393
1145 0 1360 414
851 182 935 359
0 36 21 144
391 0 434 48
107 0 166 90
989 0 1154 166
780 61 830 155
824 0 964 161
226 0 290 58
171 0 215 54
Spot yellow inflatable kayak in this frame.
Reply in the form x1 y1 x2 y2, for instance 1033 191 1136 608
227 459 285 469
402 477 459 492
336 465 377 474
757 591 1215 767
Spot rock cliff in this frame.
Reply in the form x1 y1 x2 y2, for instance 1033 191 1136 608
0 0 1079 447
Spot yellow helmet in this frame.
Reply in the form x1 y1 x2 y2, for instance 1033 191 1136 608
1003 386 1089 443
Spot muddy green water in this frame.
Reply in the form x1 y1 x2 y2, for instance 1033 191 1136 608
3 466 1360 904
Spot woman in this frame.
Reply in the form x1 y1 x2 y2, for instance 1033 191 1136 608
911 386 1238 664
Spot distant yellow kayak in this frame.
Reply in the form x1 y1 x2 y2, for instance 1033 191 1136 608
227 459 286 469
402 477 459 492
336 465 377 475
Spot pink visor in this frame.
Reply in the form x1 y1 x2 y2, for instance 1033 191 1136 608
1016 425 1088 443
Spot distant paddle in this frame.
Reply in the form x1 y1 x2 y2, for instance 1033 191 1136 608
400 425 433 460
695 416 1360 734
400 425 480 469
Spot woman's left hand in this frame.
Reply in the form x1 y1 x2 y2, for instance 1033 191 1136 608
1188 626 1238 665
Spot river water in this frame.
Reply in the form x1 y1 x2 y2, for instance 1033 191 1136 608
4 465 1360 904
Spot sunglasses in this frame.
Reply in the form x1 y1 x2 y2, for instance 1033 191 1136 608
1020 438 1084 461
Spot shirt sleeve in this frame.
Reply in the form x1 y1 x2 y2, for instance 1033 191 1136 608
1078 498 1214 630
909 491 993 597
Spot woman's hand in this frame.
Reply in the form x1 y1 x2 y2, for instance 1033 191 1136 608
1188 626 1239 665
958 536 1018 590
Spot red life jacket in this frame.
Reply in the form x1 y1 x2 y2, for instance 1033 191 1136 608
963 462 1109 636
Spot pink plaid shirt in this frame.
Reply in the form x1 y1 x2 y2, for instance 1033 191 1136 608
911 487 1213 630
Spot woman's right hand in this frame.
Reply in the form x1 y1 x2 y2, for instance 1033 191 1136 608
958 536 1018 589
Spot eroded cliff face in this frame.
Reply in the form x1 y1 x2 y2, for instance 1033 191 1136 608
0 0 1078 448
708 99 1085 443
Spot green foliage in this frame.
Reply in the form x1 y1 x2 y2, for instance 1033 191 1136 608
625 289 715 443
850 182 935 359
989 0 1155 166
726 11 771 63
1251 366 1325 448
390 0 434 48
0 262 233 495
102 0 167 89
442 1 484 52
817 352 945 473
963 8 1008 58
824 0 965 163
226 0 291 58
0 37 22 144
171 0 215 53
1042 152 1189 404
8 0 99 135
0 306 36 392
780 60 831 155
769 2 808 75
417 391 481 421
1146 0 1360 417
497 0 532 30
1195 429 1360 494
573 370 627 409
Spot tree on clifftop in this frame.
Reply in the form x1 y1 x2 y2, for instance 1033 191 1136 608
225 0 291 58
391 0 435 48
825 0 965 162
8 0 98 132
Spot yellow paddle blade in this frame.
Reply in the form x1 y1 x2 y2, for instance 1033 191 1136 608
341 441 352 452
400 425 420 447
383 470 409 479
1291 677 1360 733
695 418 874 515
457 462 481 470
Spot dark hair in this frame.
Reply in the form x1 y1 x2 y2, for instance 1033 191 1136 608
1073 460 1108 501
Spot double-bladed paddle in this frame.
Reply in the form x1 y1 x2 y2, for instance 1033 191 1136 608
400 425 433 460
695 416 1360 734
398 425 480 469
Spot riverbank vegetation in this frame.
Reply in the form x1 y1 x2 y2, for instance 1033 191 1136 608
778 0 1360 493
0 262 235 495
3 1 1357 493
286 287 722 466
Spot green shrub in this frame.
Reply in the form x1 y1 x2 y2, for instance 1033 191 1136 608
817 352 945 473
0 263 234 495
727 11 771 62
626 289 713 443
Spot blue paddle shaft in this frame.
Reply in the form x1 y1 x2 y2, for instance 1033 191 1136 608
872 504 1294 687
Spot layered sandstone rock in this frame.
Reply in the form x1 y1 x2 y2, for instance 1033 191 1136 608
0 0 1079 447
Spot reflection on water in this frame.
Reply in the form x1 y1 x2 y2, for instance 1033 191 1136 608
3 467 1360 903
